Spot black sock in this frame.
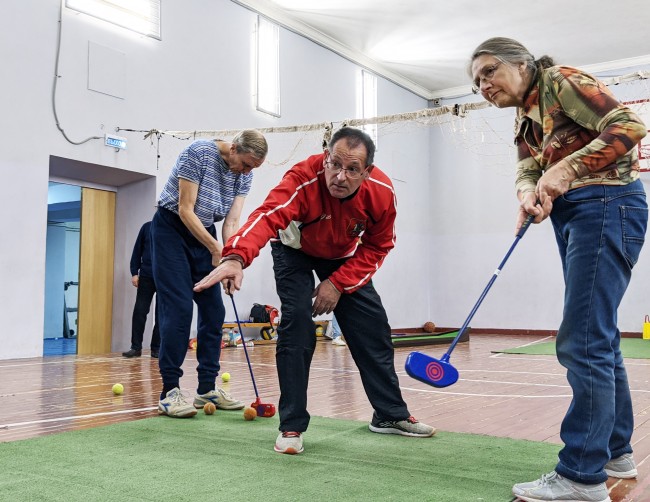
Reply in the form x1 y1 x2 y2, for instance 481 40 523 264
197 382 215 395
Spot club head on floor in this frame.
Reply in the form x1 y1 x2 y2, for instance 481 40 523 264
252 398 276 417
405 351 459 388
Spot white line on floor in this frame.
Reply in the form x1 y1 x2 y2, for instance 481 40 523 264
0 407 157 430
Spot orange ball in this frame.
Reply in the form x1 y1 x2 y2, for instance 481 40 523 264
243 407 257 421
423 321 436 333
203 402 216 415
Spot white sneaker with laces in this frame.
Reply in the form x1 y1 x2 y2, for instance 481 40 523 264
274 431 303 454
512 471 610 502
158 388 197 418
193 387 245 410
332 337 346 346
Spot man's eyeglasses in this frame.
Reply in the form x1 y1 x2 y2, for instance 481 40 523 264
472 60 503 94
324 154 366 179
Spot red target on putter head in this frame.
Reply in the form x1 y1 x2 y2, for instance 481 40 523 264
425 361 444 382
405 352 459 388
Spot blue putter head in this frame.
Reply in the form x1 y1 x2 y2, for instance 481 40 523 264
404 351 459 388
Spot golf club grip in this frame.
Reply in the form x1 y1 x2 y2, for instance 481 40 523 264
229 294 260 399
444 213 535 357
516 213 534 238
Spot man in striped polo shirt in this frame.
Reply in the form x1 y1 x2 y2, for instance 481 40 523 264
152 130 268 418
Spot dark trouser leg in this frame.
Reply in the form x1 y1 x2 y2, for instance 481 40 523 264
312 259 410 421
151 299 160 351
271 242 411 432
192 245 224 392
271 242 317 433
130 276 156 351
330 283 410 422
151 208 197 390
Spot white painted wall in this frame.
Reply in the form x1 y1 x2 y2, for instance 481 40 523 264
0 0 432 359
432 67 650 333
0 0 647 360
112 178 158 352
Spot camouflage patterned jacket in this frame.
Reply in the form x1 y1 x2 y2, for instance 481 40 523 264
514 65 647 195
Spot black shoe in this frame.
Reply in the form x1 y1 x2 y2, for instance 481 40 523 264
122 349 142 358
150 350 159 358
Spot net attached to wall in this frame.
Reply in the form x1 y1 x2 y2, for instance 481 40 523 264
119 70 650 177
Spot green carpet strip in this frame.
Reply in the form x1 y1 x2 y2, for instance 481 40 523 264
493 337 650 358
0 412 560 501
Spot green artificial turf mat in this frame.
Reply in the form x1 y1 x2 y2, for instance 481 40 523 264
493 337 650 358
0 412 561 501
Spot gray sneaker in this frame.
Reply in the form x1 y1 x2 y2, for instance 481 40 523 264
604 453 637 479
193 387 244 410
158 388 198 418
368 416 436 437
512 471 610 502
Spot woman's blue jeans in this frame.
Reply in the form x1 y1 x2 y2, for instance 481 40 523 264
550 179 647 484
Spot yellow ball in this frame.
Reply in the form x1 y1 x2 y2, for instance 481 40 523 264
221 372 231 382
112 383 124 395
243 407 257 421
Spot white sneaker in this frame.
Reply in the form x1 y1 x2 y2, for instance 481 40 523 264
512 471 610 502
158 388 197 418
604 453 637 479
332 337 346 346
193 387 245 410
274 432 303 454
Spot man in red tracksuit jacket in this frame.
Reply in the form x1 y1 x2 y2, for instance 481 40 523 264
195 127 435 454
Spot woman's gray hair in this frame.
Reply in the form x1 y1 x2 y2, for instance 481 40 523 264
468 37 555 77
231 129 268 160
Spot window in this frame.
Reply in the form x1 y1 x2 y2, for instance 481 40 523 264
357 70 377 145
256 16 280 117
66 0 161 40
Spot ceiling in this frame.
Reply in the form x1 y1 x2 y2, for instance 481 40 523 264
233 0 650 100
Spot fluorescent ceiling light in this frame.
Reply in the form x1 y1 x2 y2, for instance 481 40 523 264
66 0 161 40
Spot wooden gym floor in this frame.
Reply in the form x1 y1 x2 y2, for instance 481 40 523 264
0 333 648 501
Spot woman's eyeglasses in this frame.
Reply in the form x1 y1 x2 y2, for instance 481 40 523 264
472 61 503 94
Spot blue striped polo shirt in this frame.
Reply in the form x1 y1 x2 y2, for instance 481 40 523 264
158 140 253 227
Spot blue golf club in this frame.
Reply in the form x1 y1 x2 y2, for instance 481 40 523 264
405 214 534 388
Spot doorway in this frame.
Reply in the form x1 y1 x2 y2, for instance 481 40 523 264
47 155 157 356
44 182 81 356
